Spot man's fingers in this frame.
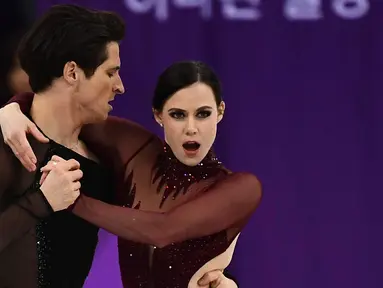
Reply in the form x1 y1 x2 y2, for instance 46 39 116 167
40 163 56 172
26 154 80 174
59 159 80 171
45 158 80 172
72 181 81 191
72 189 80 201
40 156 67 172
40 166 82 185
198 270 222 286
50 155 65 163
69 170 83 182
29 125 49 143
39 171 49 185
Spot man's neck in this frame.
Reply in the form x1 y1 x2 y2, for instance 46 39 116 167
30 90 83 148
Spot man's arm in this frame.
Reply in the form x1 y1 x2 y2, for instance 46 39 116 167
0 134 83 253
0 140 53 253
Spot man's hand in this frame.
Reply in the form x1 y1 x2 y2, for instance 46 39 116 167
198 270 238 288
39 155 83 211
40 155 69 184
0 103 49 171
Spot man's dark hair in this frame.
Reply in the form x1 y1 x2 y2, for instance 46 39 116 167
17 4 125 93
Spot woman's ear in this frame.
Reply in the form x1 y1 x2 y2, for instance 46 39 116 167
217 101 225 123
153 108 163 127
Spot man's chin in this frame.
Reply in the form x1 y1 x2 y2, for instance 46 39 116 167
101 111 110 121
87 112 109 124
102 105 113 119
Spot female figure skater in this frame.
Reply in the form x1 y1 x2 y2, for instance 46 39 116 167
0 61 261 287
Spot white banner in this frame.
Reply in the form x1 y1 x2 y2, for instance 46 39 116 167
123 0 371 21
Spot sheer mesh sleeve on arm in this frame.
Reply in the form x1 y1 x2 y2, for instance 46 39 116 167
73 167 262 248
0 140 53 253
4 92 262 248
79 116 161 206
4 92 158 172
81 116 159 169
4 92 34 111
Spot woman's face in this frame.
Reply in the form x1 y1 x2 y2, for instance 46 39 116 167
155 83 224 166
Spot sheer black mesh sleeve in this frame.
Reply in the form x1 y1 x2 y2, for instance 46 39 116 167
0 136 52 253
73 146 261 248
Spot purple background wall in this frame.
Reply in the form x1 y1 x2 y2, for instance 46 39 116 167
37 1 383 287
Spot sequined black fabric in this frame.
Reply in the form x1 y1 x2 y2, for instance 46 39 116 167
118 143 230 288
35 142 111 288
152 143 223 208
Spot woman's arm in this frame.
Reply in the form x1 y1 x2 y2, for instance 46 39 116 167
0 92 48 171
192 234 240 288
73 172 261 247
222 271 239 287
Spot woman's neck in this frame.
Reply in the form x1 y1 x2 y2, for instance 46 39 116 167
152 142 224 208
162 142 221 169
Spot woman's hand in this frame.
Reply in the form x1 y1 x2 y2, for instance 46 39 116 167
0 103 49 171
198 270 238 288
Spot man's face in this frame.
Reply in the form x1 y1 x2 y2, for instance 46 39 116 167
75 42 124 122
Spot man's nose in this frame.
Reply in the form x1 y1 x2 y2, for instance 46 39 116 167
114 76 125 94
